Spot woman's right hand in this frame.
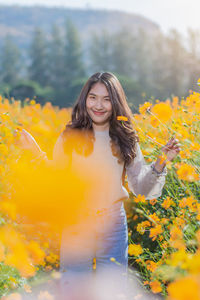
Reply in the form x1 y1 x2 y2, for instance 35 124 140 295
14 128 42 155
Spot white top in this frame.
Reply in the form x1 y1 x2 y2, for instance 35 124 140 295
52 129 167 209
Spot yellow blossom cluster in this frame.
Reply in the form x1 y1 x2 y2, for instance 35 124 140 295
128 89 200 298
0 87 199 299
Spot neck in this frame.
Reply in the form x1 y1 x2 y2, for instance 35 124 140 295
92 122 110 132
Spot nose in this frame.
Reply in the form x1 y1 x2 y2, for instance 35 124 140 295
95 99 104 110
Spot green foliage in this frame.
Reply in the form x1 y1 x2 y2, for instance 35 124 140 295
0 35 22 86
28 27 50 87
10 80 54 105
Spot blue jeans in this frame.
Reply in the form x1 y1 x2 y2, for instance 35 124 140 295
59 200 128 297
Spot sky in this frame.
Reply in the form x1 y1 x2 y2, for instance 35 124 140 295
0 0 199 35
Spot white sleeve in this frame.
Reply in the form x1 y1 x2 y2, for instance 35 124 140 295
126 142 167 200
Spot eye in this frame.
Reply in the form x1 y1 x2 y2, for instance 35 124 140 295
104 98 110 101
89 96 95 99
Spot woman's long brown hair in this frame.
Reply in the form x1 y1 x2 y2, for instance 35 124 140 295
62 72 139 166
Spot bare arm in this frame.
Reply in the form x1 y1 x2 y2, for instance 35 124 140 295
14 129 68 168
14 129 52 165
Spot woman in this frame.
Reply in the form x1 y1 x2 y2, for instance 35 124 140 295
16 72 181 297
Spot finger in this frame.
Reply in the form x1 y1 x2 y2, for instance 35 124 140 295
167 136 176 145
171 142 181 148
175 143 181 147
173 146 181 152
170 140 180 148
172 139 179 144
165 142 174 149
165 140 173 147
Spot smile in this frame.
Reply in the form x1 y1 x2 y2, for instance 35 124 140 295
92 110 106 116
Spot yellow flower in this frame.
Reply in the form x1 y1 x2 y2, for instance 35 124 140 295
45 253 59 264
110 257 116 262
139 102 152 115
128 244 143 256
136 221 151 235
177 163 199 182
116 116 128 121
30 100 36 105
167 249 188 269
0 242 5 261
0 144 8 156
151 102 173 123
150 116 160 127
0 202 17 220
27 240 46 265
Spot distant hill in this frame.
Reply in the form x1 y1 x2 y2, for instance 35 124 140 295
0 5 160 51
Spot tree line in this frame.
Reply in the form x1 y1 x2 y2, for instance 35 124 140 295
0 19 199 110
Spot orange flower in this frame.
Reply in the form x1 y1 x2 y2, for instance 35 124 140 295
148 213 160 224
170 226 182 239
158 154 167 165
179 196 196 209
162 196 174 209
149 225 162 241
160 218 169 225
149 280 162 293
134 194 146 204
167 276 200 300
146 260 158 272
149 198 157 205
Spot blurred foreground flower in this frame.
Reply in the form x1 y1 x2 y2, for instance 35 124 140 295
117 116 128 121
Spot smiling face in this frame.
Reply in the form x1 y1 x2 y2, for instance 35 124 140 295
86 82 112 130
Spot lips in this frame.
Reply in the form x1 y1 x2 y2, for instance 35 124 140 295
92 110 106 116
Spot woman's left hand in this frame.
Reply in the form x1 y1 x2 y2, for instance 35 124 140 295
161 137 181 162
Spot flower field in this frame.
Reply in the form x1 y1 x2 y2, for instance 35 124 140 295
0 89 199 299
